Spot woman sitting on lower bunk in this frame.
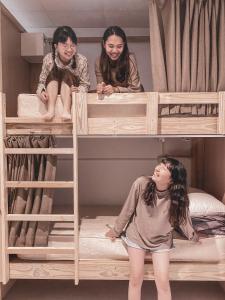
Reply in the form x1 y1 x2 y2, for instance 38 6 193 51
36 26 90 121
106 157 199 300
95 26 143 97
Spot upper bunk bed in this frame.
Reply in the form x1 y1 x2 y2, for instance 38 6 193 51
3 91 225 137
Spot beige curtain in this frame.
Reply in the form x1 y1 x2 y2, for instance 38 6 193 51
6 136 57 247
149 0 225 115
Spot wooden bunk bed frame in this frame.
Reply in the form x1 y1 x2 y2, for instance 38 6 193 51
1 91 225 297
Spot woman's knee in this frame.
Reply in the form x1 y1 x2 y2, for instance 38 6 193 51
155 275 170 292
46 80 59 93
129 273 144 288
62 70 79 87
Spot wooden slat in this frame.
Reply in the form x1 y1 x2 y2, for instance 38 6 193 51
159 117 218 134
147 92 159 134
74 92 88 135
7 247 74 255
88 117 147 135
7 214 74 222
159 92 219 104
87 92 148 104
5 148 74 155
88 118 115 135
116 118 147 135
0 93 10 284
218 92 225 134
8 259 225 281
72 95 79 285
6 181 73 188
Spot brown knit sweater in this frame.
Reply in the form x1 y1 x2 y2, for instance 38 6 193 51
113 176 198 251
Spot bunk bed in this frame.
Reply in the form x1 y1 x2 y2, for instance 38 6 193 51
1 91 225 297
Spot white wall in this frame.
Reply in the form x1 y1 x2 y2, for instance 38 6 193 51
54 138 192 207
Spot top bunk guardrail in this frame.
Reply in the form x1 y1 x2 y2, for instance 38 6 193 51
2 91 225 136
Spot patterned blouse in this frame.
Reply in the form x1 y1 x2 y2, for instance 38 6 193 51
36 52 90 95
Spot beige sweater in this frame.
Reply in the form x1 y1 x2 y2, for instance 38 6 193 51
114 176 198 251
95 53 143 93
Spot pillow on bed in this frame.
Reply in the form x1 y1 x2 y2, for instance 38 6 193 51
188 192 225 216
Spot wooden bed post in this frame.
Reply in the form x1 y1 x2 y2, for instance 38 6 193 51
147 92 159 135
72 92 79 285
0 93 10 284
218 92 225 135
74 92 88 135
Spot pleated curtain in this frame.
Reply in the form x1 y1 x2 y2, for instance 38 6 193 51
6 136 57 247
149 0 225 115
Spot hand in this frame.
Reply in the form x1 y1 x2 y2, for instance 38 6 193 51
96 82 106 94
39 91 49 103
103 84 114 95
192 232 201 244
105 228 117 241
71 85 78 93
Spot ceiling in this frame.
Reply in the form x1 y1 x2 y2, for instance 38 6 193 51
1 0 150 37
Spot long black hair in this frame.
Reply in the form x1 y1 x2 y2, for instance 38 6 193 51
100 26 130 85
143 157 189 226
52 26 77 68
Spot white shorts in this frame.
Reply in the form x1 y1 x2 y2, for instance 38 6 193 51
121 234 174 253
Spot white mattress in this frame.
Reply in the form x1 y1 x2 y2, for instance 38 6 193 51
18 215 225 262
17 94 64 117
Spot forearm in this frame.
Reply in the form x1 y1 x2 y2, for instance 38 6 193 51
78 82 90 92
179 209 199 241
36 83 46 96
79 61 90 92
116 85 142 93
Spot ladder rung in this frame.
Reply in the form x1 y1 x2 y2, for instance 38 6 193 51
6 181 74 188
7 214 74 222
7 247 75 255
5 148 74 155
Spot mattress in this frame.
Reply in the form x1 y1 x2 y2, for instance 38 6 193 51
17 94 64 117
18 215 225 262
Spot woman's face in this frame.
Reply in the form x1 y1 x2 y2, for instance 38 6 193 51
152 163 172 189
104 34 124 61
55 37 76 63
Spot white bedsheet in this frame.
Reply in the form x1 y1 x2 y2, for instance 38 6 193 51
18 215 225 262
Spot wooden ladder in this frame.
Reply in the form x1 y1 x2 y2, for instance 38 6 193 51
0 92 79 285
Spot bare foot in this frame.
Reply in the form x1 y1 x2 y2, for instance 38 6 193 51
43 111 54 121
62 111 72 121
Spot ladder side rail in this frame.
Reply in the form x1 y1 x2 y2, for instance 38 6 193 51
72 92 79 285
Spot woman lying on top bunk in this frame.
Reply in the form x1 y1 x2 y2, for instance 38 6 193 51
95 26 143 97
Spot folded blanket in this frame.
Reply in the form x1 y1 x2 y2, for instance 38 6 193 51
192 215 225 235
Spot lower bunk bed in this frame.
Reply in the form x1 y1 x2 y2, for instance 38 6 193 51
9 205 225 281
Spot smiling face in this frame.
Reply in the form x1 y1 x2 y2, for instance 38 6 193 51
55 37 76 64
104 34 124 61
152 163 172 191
